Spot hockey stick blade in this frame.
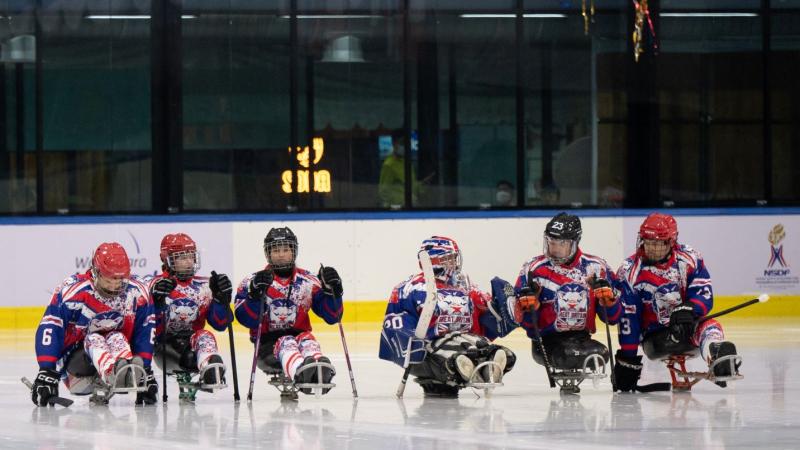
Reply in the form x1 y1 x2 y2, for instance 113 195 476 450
21 377 74 407
635 382 672 393
396 251 439 398
415 252 438 340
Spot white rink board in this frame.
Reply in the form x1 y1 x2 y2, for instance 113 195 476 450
0 222 233 307
231 216 625 303
1 213 799 307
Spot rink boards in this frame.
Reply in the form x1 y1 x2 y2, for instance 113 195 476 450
1 209 799 328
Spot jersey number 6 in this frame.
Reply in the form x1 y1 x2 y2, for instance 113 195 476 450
41 328 52 346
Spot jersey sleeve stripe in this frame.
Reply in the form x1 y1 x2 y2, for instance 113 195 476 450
690 298 710 316
40 315 64 327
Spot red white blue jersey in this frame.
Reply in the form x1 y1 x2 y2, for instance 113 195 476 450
35 271 155 371
234 267 343 341
142 272 232 339
379 273 504 366
616 244 713 356
514 249 622 338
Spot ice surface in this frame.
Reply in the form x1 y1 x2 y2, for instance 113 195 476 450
3 320 799 449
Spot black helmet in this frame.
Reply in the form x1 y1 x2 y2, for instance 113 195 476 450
543 213 581 265
544 212 582 241
263 227 298 272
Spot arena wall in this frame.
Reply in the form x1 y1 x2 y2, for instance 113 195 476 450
2 209 798 328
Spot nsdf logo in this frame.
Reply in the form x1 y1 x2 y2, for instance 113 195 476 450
74 230 151 275
756 224 798 290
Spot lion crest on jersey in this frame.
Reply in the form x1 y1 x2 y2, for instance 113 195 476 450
434 290 472 335
554 283 589 331
653 283 682 325
167 297 199 332
87 311 124 334
269 298 297 330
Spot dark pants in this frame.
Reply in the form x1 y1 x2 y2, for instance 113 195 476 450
411 332 515 385
65 347 96 377
641 328 697 360
154 331 197 374
531 330 609 370
255 329 301 374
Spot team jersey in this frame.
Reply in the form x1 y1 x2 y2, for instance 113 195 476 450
234 266 343 341
379 273 508 367
142 272 232 340
514 249 622 338
616 244 713 356
35 271 155 372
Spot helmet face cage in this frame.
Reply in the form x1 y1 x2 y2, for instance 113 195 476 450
543 235 578 266
263 227 299 270
264 240 298 270
165 250 200 280
91 242 130 298
637 213 678 261
160 233 199 280
420 236 463 283
543 213 581 265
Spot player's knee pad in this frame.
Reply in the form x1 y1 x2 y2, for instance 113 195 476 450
296 331 317 343
191 329 217 348
695 319 724 346
273 335 300 358
105 331 131 350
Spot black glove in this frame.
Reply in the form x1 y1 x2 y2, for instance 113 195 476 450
318 266 344 298
151 277 177 309
248 270 273 299
668 304 697 344
31 369 60 406
613 350 643 392
136 367 158 405
209 271 233 306
588 275 610 290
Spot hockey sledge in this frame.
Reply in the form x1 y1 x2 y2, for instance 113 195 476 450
663 353 743 391
89 362 148 405
265 360 336 401
172 361 228 402
464 360 505 396
550 354 608 395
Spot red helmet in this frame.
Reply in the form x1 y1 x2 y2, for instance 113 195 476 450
159 233 200 279
92 242 131 279
638 213 678 242
160 233 197 263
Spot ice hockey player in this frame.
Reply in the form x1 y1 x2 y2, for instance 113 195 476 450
31 242 154 406
379 236 517 397
615 212 740 390
141 233 233 403
503 213 622 392
234 227 343 394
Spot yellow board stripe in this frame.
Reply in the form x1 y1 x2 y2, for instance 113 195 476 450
2 295 797 330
